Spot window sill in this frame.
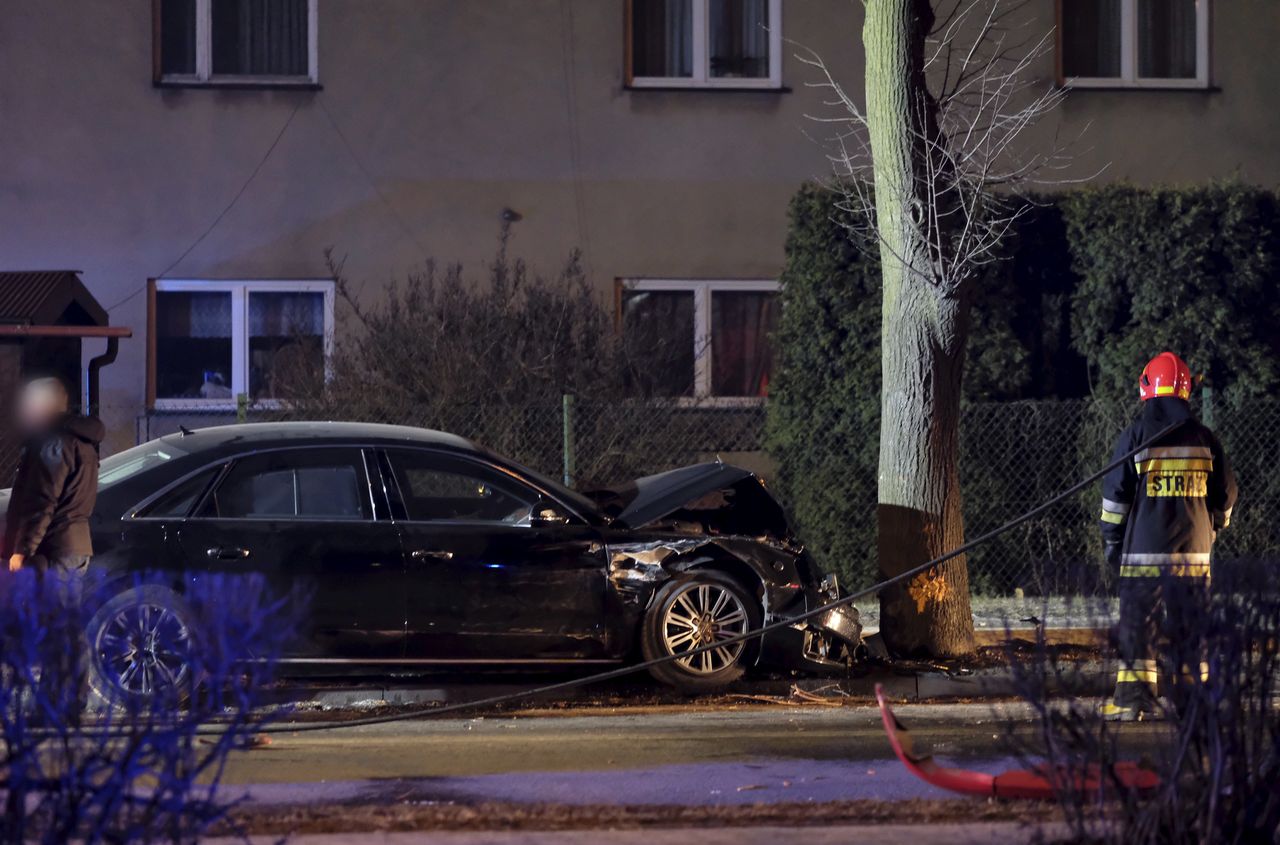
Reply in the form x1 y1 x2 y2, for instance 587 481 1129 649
150 399 285 413
620 396 767 409
155 77 322 91
1059 79 1219 93
150 402 239 413
625 82 789 94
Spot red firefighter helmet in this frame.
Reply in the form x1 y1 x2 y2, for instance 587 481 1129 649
1139 352 1192 401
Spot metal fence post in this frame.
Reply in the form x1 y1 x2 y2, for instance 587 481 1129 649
236 393 249 424
1202 385 1214 428
562 394 576 488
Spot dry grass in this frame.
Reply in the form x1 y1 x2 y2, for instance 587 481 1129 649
225 797 1061 836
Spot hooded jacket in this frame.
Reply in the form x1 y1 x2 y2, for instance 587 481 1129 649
1099 398 1238 578
4 414 105 559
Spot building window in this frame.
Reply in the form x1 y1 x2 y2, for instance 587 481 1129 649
156 0 318 86
149 280 333 408
628 0 783 89
620 280 779 400
1059 0 1209 88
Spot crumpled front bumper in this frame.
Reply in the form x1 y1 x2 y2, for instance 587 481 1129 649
761 575 863 672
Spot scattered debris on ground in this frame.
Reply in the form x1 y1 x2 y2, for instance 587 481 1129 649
259 640 1108 725
723 683 851 707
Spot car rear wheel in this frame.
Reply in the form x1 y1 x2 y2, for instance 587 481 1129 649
87 585 199 708
641 572 760 692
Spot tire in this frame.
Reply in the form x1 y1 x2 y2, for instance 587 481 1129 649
86 584 200 708
641 571 761 693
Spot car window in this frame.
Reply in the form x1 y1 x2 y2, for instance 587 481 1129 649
489 453 599 518
99 441 190 489
136 466 223 518
386 450 535 524
199 449 371 520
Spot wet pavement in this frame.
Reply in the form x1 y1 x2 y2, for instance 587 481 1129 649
231 757 1017 806
221 700 1163 807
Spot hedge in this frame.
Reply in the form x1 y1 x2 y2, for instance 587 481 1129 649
1064 184 1280 405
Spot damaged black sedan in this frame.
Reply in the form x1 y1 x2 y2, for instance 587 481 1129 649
6 423 861 697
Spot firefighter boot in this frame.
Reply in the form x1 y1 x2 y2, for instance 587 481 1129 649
1100 700 1144 722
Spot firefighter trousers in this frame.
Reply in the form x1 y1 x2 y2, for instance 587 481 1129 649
1113 574 1210 710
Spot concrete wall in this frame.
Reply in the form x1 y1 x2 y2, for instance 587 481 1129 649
1 1 1276 453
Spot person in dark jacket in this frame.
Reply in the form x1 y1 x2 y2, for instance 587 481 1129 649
1098 352 1238 721
4 377 105 580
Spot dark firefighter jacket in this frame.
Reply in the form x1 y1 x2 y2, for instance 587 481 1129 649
1099 397 1237 578
3 414 105 559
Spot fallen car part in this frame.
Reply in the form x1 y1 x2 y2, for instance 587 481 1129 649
875 684 1160 799
811 603 861 645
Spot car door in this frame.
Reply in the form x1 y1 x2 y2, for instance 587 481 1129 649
379 448 612 662
175 446 406 660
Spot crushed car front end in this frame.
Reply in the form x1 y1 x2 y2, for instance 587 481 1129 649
589 462 863 674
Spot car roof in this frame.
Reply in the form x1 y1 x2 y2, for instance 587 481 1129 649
156 421 481 454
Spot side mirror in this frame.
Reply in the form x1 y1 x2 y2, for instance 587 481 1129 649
531 503 571 527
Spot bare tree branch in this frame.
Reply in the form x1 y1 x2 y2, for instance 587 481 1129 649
797 0 1083 292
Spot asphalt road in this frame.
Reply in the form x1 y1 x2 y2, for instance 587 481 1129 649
221 701 1165 807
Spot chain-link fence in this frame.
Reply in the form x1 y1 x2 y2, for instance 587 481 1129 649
133 395 1279 598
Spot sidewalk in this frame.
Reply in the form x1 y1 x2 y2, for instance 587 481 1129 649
208 822 1059 845
859 596 1118 634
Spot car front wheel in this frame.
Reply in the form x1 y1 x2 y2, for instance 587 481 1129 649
641 572 760 692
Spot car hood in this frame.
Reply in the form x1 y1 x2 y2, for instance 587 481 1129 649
587 462 792 540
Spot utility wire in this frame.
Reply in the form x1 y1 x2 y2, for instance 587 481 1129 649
103 99 304 314
317 97 432 265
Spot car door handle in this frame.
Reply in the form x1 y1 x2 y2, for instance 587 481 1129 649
410 549 454 562
207 546 251 560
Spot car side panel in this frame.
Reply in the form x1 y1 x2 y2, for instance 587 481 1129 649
174 518 407 659
399 521 613 660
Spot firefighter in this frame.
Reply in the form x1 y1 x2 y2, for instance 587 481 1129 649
1098 352 1237 721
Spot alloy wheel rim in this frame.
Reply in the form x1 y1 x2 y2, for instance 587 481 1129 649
96 603 191 697
661 583 748 675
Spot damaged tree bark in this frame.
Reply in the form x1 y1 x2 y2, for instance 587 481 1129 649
875 289 975 656
864 0 974 656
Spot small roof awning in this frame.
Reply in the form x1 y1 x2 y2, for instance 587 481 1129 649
0 270 130 339
0 270 109 328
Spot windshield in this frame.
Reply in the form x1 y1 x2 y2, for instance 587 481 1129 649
490 454 599 518
98 440 190 490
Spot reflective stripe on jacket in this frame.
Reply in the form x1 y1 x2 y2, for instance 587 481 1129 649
1099 398 1237 578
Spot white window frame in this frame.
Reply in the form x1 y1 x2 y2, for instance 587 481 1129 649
622 278 779 404
1062 0 1209 89
153 279 334 410
629 0 783 90
160 0 319 86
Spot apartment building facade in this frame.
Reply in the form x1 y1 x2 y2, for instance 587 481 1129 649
1 0 1275 451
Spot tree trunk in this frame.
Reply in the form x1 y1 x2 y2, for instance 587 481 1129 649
864 0 976 656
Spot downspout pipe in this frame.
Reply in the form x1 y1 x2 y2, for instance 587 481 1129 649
85 336 120 416
0 326 131 416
